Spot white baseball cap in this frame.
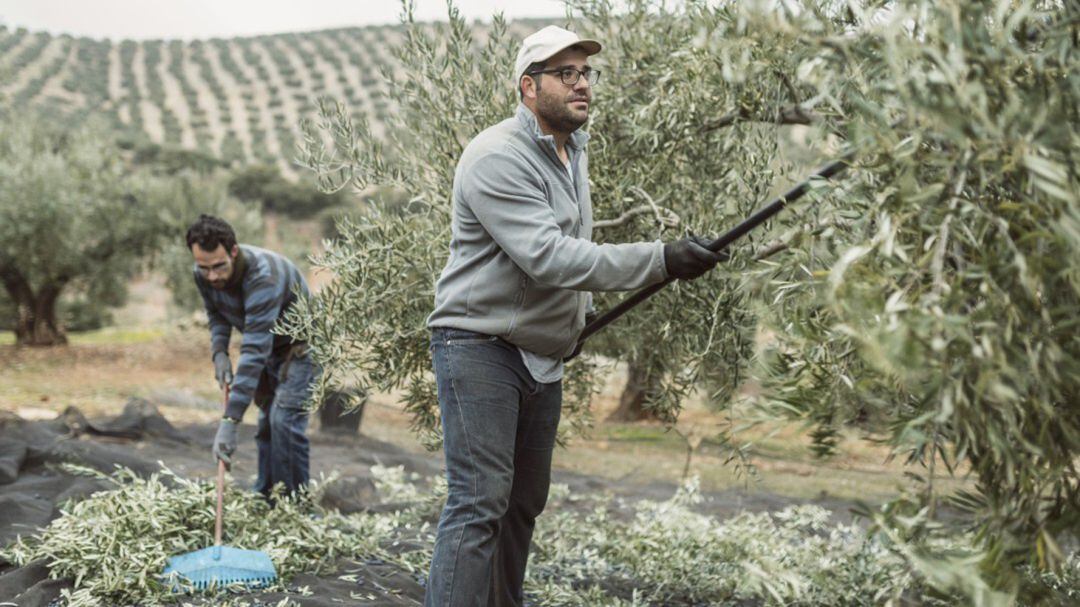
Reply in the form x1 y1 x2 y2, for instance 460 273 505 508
514 25 602 85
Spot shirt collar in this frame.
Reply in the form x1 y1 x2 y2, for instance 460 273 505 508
515 103 590 151
224 246 247 290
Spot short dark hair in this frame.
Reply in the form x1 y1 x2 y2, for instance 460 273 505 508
185 214 237 252
519 60 546 100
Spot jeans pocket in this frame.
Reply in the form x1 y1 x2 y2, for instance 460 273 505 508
440 328 500 346
447 336 499 345
276 356 316 410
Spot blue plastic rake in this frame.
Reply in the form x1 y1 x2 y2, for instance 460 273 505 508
163 388 277 591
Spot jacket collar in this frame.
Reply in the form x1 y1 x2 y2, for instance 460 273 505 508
515 103 590 153
224 246 248 291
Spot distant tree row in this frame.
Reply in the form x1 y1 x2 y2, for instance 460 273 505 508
0 23 530 168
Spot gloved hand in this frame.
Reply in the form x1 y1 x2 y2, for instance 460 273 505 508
212 350 233 390
212 418 239 469
663 235 728 280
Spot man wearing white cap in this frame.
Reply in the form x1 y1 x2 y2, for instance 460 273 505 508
424 25 724 606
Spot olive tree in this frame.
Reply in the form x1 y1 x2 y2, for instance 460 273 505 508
0 112 260 342
0 113 173 345
284 0 813 443
737 0 1079 587
286 0 1078 593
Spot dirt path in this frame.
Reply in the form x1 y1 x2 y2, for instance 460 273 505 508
263 36 313 170
225 40 287 170
249 39 302 178
159 42 198 148
106 42 132 124
317 31 367 105
106 41 123 104
294 35 347 103
182 43 226 153
203 41 255 161
273 36 320 103
0 31 39 75
332 30 388 139
1 35 66 98
0 334 951 504
35 42 83 107
131 42 164 143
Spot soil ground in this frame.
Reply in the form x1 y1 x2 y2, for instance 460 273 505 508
0 328 973 605
0 328 969 504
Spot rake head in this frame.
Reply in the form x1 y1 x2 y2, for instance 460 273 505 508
163 545 277 590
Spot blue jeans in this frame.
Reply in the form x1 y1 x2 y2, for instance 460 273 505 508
253 346 317 497
425 328 562 607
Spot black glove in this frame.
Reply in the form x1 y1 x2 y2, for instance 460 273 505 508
213 418 239 469
212 350 233 390
663 235 728 280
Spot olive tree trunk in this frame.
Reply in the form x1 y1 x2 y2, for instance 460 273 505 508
606 361 661 422
1 266 66 346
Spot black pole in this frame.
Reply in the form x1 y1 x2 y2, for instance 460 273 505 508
573 150 855 350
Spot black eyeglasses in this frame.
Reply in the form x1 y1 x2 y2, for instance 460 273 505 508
196 261 231 277
527 67 601 86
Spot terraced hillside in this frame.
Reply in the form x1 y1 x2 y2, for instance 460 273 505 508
0 21 545 178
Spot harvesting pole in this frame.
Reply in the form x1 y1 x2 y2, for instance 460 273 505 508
566 149 856 360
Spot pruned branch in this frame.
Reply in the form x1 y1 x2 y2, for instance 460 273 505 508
702 104 817 133
594 187 681 231
629 186 681 229
751 218 851 261
593 205 656 229
753 239 791 261
777 70 802 104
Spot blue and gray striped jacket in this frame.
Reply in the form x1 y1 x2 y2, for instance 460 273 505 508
195 244 310 420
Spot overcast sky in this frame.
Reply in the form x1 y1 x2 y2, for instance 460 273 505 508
0 0 565 40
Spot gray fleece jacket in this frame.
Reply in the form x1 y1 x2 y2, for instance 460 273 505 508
427 104 668 359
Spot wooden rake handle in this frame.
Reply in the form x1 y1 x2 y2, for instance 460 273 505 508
215 386 229 547
215 460 225 547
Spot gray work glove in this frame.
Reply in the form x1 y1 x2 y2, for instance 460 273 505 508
663 235 729 280
212 418 239 469
212 350 233 390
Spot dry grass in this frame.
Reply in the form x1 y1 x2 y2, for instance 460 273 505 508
0 328 221 424
0 328 970 504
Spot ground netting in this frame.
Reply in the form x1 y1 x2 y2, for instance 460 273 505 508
0 403 428 606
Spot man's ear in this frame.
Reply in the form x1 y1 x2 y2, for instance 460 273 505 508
521 75 537 100
230 244 239 259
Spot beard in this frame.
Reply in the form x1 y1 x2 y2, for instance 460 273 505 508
536 88 589 134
